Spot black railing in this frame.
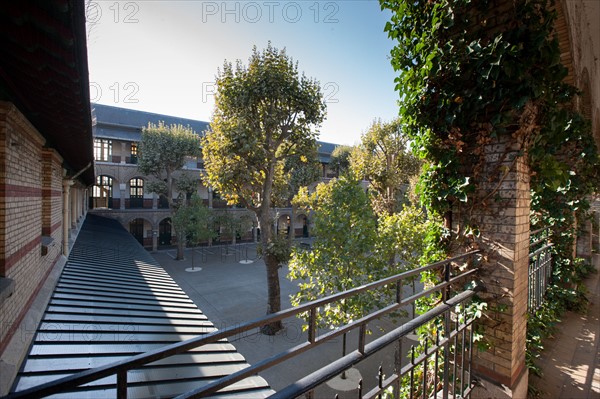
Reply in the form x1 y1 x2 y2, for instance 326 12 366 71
528 228 553 313
4 251 482 399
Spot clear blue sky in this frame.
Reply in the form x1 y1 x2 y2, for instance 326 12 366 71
86 0 399 145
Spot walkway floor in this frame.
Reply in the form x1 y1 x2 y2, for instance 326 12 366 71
529 254 600 399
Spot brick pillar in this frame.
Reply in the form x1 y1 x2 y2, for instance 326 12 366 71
119 184 126 210
62 179 73 255
576 213 593 263
458 136 529 398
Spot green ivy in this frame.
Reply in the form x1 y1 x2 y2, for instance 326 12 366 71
382 0 599 388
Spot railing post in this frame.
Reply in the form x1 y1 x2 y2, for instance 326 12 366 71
308 307 317 343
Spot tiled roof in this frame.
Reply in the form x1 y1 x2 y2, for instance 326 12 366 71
12 214 273 398
92 104 339 162
93 104 210 141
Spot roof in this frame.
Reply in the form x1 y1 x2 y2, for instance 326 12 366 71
12 214 274 398
0 1 94 185
93 104 340 163
93 104 210 142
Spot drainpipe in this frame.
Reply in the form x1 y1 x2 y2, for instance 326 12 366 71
62 163 92 255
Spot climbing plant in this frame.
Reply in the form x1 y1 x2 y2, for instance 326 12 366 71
381 0 597 224
381 0 599 385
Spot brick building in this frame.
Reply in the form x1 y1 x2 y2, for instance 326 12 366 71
0 1 94 394
89 103 341 251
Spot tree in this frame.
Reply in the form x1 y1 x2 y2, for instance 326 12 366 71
213 210 253 245
138 122 202 259
290 176 442 380
172 195 215 269
289 176 380 360
202 44 326 333
329 145 353 177
350 118 421 215
281 143 322 239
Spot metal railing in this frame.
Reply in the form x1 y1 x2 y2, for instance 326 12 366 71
4 250 482 399
528 228 553 313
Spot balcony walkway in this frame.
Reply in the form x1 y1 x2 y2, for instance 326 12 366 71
11 214 273 398
529 253 600 398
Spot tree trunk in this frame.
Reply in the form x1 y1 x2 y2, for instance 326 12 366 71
258 164 283 335
261 251 283 334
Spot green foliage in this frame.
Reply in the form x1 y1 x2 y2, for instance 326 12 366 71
289 176 380 328
279 143 322 205
329 145 354 177
201 42 325 212
139 121 201 194
172 194 215 247
289 176 442 331
202 43 326 326
350 118 422 215
213 210 253 244
380 0 598 217
138 121 202 260
382 1 598 383
176 174 200 200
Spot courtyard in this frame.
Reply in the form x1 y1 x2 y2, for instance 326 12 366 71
152 242 421 398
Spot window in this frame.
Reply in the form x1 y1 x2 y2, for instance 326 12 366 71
130 143 138 164
94 139 112 161
91 175 113 208
129 178 144 208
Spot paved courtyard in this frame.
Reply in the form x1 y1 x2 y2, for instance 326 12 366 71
152 243 416 398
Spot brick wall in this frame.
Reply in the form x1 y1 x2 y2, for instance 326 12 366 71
0 102 63 352
454 132 530 397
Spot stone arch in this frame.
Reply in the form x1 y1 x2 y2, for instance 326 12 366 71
127 217 152 248
158 217 173 247
276 213 292 236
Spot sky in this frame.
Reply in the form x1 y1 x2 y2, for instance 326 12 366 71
85 0 400 145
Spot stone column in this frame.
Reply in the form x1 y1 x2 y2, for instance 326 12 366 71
119 183 126 210
152 193 158 210
152 230 158 252
458 136 530 399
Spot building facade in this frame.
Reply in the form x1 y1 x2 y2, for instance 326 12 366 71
90 104 339 251
0 2 95 394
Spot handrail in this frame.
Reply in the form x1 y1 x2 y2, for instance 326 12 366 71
4 250 481 399
269 287 482 399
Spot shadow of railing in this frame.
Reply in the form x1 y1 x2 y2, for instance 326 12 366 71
3 250 483 399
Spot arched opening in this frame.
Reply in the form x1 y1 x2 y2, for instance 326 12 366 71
296 214 309 238
129 218 149 247
91 175 113 209
159 218 173 247
128 178 144 209
277 213 291 236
